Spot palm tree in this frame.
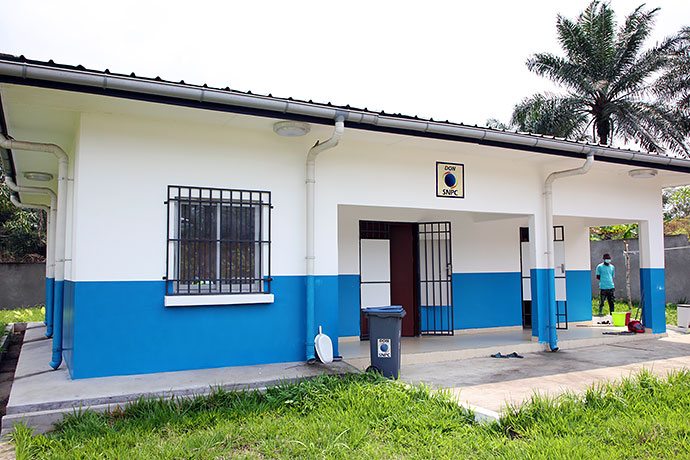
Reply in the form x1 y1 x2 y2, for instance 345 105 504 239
518 1 689 156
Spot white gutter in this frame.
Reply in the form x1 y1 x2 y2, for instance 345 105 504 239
543 153 594 350
1 58 688 172
0 133 68 369
305 115 345 361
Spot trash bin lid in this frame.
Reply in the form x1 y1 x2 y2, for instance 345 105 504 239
362 306 407 318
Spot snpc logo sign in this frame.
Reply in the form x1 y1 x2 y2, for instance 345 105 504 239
436 162 465 198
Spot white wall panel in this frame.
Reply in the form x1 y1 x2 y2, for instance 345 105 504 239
337 205 526 276
70 108 670 282
72 112 309 281
360 240 390 282
360 283 391 308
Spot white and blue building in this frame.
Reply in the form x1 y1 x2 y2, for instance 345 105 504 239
1 55 687 379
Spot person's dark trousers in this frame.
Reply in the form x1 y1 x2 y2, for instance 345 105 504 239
599 288 615 315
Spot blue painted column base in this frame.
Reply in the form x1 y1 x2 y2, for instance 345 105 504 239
45 278 55 337
305 275 315 361
50 280 65 369
530 268 557 348
640 268 666 334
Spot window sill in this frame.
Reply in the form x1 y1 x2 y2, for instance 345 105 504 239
164 294 274 307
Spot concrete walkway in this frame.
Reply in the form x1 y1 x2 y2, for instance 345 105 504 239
2 323 357 435
3 321 687 435
401 327 690 418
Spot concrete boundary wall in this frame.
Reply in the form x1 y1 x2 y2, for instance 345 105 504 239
590 234 690 304
0 263 45 309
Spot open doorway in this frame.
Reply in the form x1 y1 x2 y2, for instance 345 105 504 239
359 221 454 339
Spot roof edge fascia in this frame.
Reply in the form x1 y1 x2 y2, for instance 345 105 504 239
1 57 689 174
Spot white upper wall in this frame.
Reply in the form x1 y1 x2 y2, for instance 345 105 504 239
337 205 528 275
68 106 671 281
72 112 310 281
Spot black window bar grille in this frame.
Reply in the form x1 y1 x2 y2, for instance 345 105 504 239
165 185 271 295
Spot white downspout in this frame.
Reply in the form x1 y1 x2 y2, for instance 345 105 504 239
0 133 68 369
4 177 57 336
543 152 594 350
305 115 345 361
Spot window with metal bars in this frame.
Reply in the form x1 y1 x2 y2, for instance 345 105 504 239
166 186 271 295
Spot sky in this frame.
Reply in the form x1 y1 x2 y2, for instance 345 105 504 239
0 0 688 127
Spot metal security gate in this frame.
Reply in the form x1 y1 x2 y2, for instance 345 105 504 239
417 222 454 335
519 227 532 328
553 226 568 330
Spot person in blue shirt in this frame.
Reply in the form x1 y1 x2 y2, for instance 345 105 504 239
596 253 615 315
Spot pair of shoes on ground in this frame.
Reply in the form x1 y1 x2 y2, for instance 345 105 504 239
490 352 524 359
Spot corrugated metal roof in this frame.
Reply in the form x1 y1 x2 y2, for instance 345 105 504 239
0 53 688 174
0 53 622 146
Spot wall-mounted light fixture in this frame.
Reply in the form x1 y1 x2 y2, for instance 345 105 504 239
273 121 311 137
23 171 54 181
628 168 658 179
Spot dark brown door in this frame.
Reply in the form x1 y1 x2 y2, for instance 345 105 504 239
389 224 417 336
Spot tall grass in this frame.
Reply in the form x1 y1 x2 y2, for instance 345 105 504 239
11 371 690 459
495 370 690 459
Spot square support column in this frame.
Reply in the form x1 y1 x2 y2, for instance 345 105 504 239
528 214 555 344
638 219 666 333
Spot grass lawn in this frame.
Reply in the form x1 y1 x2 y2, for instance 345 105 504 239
0 306 44 332
11 370 690 460
591 298 678 326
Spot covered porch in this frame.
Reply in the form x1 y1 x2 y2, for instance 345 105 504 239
340 324 666 370
336 204 597 347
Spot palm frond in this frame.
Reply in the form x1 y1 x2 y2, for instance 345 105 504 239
511 93 590 141
610 4 659 80
612 100 689 157
527 53 596 97
582 1 616 78
610 38 673 99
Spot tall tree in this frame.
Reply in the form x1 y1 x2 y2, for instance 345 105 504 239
517 1 689 156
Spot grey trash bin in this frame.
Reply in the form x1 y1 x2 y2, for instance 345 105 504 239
363 306 406 379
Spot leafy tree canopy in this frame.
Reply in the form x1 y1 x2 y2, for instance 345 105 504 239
590 223 638 241
663 185 690 220
0 173 46 262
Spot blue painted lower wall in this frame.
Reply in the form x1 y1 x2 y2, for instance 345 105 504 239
44 277 54 327
64 268 595 379
565 270 593 323
452 272 522 329
64 275 338 379
530 268 553 342
640 268 666 334
337 271 593 336
63 279 76 372
338 275 360 337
